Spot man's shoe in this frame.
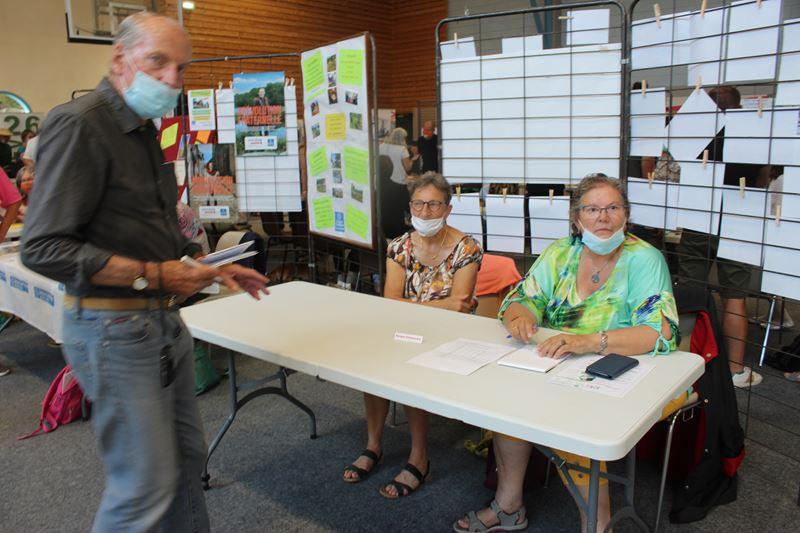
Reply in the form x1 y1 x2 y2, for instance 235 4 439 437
732 367 762 388
0 365 11 377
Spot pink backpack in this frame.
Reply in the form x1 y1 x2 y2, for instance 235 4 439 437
18 365 90 440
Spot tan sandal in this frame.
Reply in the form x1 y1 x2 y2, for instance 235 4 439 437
453 500 528 532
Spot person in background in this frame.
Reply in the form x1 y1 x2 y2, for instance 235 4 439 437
343 172 483 500
21 12 268 532
21 134 39 168
205 160 220 177
407 139 423 175
0 166 23 377
14 165 34 221
15 129 35 163
379 127 412 185
0 128 13 175
177 201 210 256
417 120 439 173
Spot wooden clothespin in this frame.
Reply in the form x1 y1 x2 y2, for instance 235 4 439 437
502 187 508 203
284 78 289 86
456 185 462 200
648 171 655 189
454 32 459 48
739 177 746 198
558 15 573 20
695 75 703 92
756 0 762 7
700 0 707 17
549 188 554 204
776 204 782 226
228 80 234 89
654 4 662 28
702 149 709 168
757 96 764 118
217 81 223 90
641 79 648 96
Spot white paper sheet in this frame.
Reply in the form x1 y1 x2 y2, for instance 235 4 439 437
442 139 481 158
407 338 515 376
485 194 526 253
482 57 524 80
501 35 544 55
529 196 570 242
630 88 667 156
498 344 569 373
442 101 481 121
628 177 679 230
441 60 480 83
567 9 610 46
761 271 800 301
449 193 483 238
721 186 767 217
665 89 726 161
441 81 481 101
717 213 765 266
547 354 655 398
440 36 477 60
678 161 726 187
729 0 782 32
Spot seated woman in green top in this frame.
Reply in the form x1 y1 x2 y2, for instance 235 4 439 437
454 174 679 533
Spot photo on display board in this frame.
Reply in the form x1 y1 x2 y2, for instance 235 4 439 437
232 71 286 156
327 54 337 72
327 72 337 87
349 112 363 131
351 184 364 203
188 143 237 221
332 187 343 199
330 152 342 168
310 100 320 116
332 169 343 183
345 90 359 105
328 88 338 105
316 178 327 193
311 123 321 139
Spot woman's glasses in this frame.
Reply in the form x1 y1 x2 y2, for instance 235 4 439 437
410 200 446 213
579 204 625 219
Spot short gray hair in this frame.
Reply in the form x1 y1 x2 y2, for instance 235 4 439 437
569 173 630 236
385 127 408 146
407 172 452 204
114 11 183 50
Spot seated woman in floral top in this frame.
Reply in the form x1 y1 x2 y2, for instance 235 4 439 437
342 172 483 499
454 174 679 533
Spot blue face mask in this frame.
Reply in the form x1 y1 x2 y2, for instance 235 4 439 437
580 221 626 255
123 69 180 119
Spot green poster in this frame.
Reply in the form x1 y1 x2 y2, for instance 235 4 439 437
302 51 325 92
345 204 369 239
343 145 368 185
338 49 364 86
313 197 334 229
309 146 329 176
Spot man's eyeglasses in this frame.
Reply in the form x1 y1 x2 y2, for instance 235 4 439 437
410 200 446 213
579 204 625 218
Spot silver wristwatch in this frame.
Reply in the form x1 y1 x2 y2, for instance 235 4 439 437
132 262 149 291
598 331 609 354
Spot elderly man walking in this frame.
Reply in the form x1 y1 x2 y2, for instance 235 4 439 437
22 12 268 532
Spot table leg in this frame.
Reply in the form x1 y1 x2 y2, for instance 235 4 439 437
202 350 240 490
587 459 600 533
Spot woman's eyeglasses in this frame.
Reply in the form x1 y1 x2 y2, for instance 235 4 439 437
410 200 446 213
579 204 625 218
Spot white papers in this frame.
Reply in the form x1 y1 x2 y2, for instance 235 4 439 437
196 241 255 267
761 271 800 301
449 193 483 239
776 52 800 106
407 338 515 376
665 89 725 161
566 9 610 46
216 89 235 144
485 194 525 253
630 89 666 156
729 0 782 32
440 36 477 61
529 196 569 254
188 89 216 131
723 109 800 165
628 177 679 230
547 354 655 398
498 345 569 373
501 35 544 55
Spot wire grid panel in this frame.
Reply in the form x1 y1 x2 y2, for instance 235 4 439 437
629 0 800 302
439 7 624 187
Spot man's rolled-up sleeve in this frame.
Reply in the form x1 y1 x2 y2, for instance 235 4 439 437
21 111 113 286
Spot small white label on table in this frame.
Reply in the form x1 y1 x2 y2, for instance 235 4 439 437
407 338 515 376
547 354 654 398
394 332 424 344
198 205 230 220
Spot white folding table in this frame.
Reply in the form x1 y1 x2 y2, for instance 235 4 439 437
180 281 704 532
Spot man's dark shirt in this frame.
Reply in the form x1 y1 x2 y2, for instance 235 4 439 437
21 78 198 297
417 134 439 173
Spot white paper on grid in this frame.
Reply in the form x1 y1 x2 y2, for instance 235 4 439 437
665 89 726 161
717 214 765 266
783 19 800 53
725 56 777 83
729 0 782 32
485 195 525 253
501 35 544 56
449 193 483 238
440 36 477 60
776 53 800 106
762 218 800 281
761 271 800 301
566 9 610 46
628 177 679 230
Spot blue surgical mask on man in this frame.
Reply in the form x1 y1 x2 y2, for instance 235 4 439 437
579 221 626 255
123 58 180 119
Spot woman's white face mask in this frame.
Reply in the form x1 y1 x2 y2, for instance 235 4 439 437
411 215 445 237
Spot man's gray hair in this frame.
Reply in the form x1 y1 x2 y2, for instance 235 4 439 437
114 11 183 49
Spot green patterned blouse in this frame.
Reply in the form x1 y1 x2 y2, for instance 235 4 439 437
499 234 680 354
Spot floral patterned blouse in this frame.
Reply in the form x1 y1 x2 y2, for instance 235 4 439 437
499 233 680 354
387 232 483 303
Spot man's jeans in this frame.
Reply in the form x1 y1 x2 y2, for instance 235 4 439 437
62 304 210 533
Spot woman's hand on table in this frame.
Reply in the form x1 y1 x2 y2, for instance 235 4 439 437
537 333 595 359
448 294 474 313
503 303 538 343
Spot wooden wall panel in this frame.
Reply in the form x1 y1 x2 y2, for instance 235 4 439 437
162 0 446 114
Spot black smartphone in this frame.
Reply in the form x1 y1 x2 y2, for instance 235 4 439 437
585 354 639 380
